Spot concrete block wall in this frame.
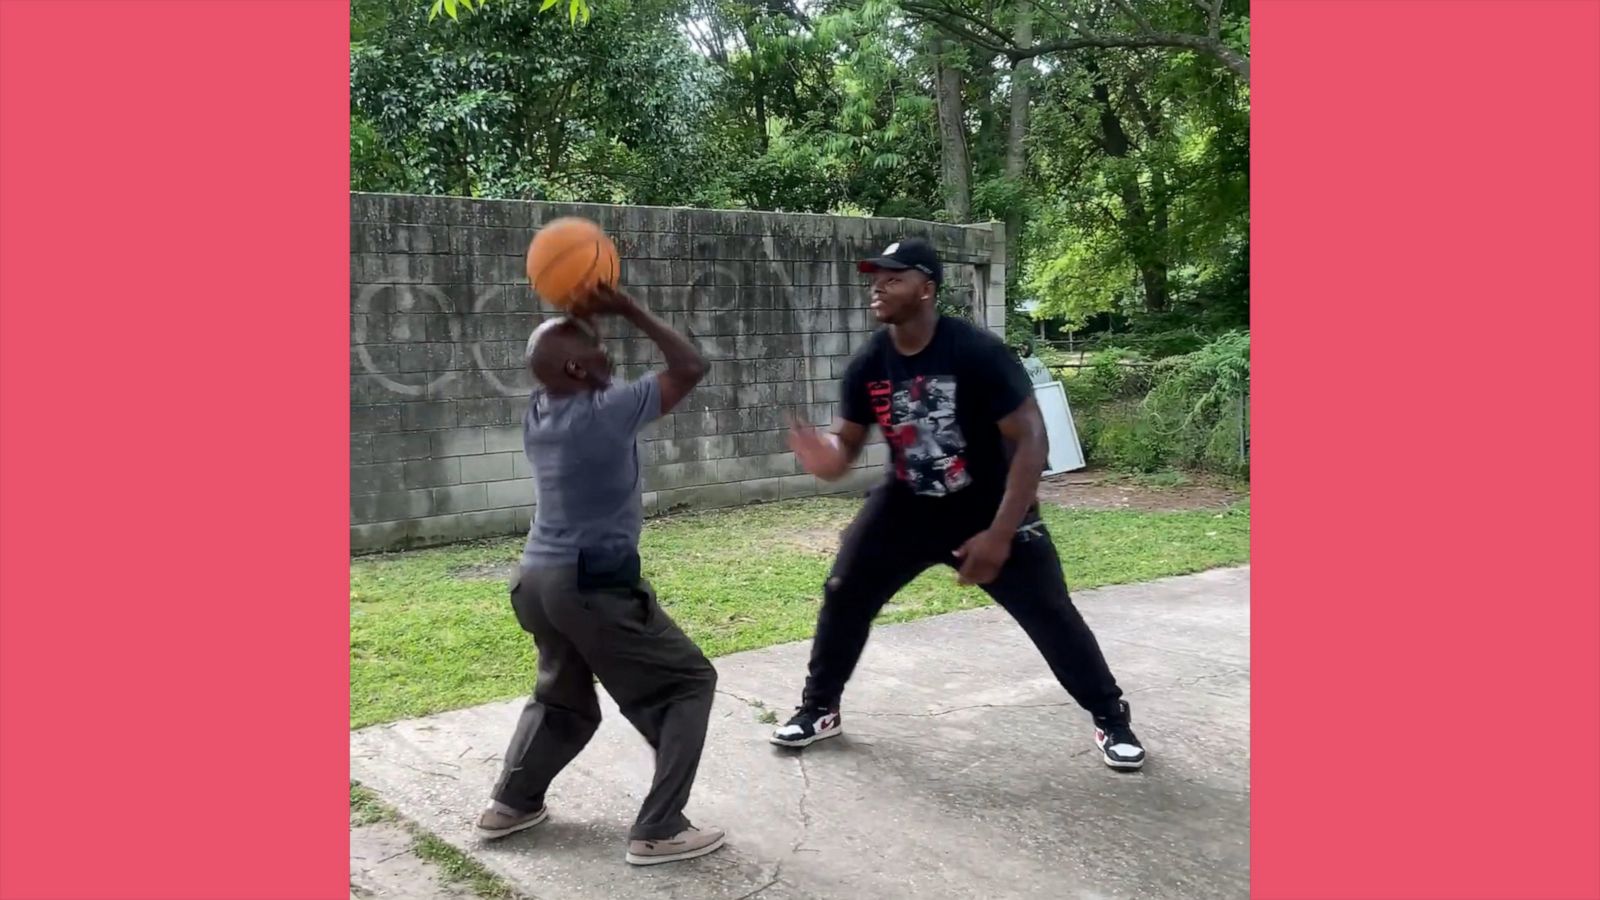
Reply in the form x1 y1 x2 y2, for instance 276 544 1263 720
351 193 1004 552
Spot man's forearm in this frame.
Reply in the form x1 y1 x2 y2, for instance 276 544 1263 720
991 435 1046 534
624 304 705 376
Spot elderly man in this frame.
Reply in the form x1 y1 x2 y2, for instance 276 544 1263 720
475 284 726 866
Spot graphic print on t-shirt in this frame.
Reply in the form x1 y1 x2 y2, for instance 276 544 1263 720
867 374 972 497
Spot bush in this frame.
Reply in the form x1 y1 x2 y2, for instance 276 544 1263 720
1062 332 1250 477
1099 327 1209 359
1059 349 1152 408
1140 331 1250 475
1092 404 1167 473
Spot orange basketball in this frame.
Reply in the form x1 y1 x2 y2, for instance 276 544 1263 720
524 217 620 309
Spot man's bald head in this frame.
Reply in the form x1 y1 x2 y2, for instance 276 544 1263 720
524 316 612 394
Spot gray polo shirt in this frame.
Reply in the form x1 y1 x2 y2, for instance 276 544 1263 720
519 372 662 570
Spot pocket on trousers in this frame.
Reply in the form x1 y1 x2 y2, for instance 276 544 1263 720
582 585 667 636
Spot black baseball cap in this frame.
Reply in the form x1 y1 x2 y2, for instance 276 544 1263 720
858 237 942 286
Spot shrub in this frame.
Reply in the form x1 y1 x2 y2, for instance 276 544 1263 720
1092 404 1167 473
1061 332 1250 477
1139 331 1250 474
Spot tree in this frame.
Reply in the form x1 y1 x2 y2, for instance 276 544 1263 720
888 0 1247 84
929 31 974 222
1023 45 1248 327
427 0 592 27
351 0 1251 344
352 0 723 201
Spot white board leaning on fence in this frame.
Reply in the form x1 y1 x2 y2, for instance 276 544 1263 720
1032 380 1087 475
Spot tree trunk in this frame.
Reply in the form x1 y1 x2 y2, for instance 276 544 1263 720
1124 80 1170 313
754 84 768 152
930 32 972 223
1143 163 1170 312
1086 62 1169 314
745 24 769 153
1003 0 1033 277
1138 261 1170 312
1004 0 1032 180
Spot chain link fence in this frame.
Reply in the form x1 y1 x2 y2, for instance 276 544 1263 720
1031 335 1250 477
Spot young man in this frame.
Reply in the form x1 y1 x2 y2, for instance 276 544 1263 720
476 284 728 865
773 238 1147 771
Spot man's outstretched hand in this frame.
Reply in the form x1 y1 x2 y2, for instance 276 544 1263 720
788 413 848 480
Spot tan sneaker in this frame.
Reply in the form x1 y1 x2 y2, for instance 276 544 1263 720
624 824 726 866
475 804 548 839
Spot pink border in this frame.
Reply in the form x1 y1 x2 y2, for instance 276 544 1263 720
1251 1 1599 897
2 0 1596 897
1 1 350 897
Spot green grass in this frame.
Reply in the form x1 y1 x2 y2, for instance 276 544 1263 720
350 782 392 826
351 496 1250 729
352 781 521 900
413 834 521 900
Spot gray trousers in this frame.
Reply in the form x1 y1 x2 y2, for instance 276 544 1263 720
491 559 717 841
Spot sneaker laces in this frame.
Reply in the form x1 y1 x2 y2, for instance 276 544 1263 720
785 704 828 726
1103 720 1139 746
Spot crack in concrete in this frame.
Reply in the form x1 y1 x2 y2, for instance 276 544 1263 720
715 688 765 708
792 753 814 854
1123 669 1247 696
716 688 783 722
740 743 819 899
853 701 1076 718
732 875 782 900
392 761 459 781
852 669 1248 720
374 847 411 865
1102 636 1248 664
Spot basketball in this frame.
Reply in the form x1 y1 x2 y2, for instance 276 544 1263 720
525 217 621 309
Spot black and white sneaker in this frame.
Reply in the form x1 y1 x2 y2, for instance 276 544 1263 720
769 705 841 748
1093 701 1146 770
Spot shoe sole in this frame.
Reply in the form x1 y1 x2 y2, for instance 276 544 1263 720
769 724 842 748
475 807 549 839
625 833 727 866
1101 751 1145 770
1095 735 1145 771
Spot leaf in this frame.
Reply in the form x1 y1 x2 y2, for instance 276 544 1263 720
427 0 442 21
443 0 457 19
539 0 558 10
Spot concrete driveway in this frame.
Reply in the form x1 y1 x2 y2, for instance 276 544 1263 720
351 566 1250 900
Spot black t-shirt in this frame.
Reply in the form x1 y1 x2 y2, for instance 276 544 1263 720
840 316 1035 518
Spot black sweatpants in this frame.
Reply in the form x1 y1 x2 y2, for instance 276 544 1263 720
801 488 1126 722
492 553 717 841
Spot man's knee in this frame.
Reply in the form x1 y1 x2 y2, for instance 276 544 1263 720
537 689 602 721
678 656 717 700
821 574 879 622
535 701 603 741
822 573 859 606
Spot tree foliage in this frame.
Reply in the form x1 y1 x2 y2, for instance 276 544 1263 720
351 0 1250 342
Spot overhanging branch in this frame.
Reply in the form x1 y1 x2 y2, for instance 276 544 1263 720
898 0 1250 84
